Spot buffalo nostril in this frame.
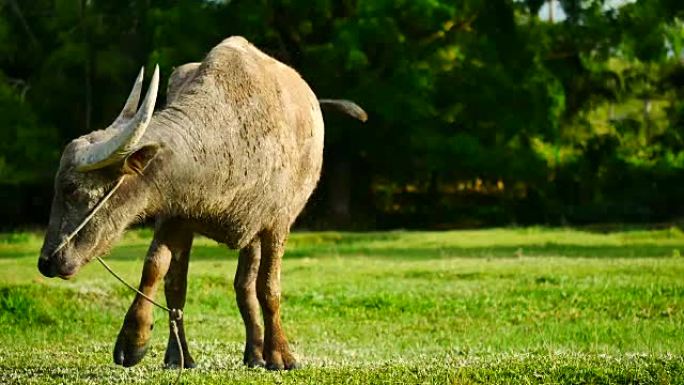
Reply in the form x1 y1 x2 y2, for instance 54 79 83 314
38 258 57 278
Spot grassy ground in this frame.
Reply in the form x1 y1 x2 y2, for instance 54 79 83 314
1 227 683 384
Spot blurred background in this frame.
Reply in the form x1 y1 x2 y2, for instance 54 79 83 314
0 0 683 230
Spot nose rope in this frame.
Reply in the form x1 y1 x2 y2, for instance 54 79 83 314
96 255 184 385
47 175 184 384
51 176 126 257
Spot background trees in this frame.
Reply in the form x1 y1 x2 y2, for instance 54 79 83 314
1 0 683 229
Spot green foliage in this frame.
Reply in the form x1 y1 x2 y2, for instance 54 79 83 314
1 0 684 227
0 286 50 324
0 75 59 183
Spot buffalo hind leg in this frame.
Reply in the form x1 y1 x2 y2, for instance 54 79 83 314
163 226 195 368
113 220 185 367
257 227 298 370
234 237 266 367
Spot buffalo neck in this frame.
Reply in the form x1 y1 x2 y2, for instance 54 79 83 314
141 104 214 217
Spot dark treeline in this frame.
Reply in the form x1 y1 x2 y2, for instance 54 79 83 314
1 0 684 230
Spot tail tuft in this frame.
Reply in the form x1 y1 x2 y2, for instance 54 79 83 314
319 99 368 122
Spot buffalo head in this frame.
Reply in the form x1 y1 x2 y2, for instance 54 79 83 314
38 66 161 279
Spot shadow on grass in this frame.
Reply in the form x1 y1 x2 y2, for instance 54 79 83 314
5 228 684 261
99 242 684 261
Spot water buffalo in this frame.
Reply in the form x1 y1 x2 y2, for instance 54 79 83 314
37 36 366 370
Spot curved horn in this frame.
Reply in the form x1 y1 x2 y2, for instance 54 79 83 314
112 67 144 126
76 65 160 172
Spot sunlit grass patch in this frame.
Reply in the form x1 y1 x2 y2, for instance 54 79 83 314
1 227 683 384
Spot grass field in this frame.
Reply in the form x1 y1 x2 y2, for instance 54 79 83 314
1 227 683 384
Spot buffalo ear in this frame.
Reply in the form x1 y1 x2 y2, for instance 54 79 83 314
123 144 160 175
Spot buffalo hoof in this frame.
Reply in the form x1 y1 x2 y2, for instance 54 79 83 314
264 350 299 371
163 357 197 369
265 360 300 371
164 343 196 369
245 357 266 369
243 343 266 368
113 331 150 367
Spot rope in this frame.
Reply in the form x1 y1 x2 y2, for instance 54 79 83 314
47 173 185 383
97 256 185 384
51 176 126 257
95 255 171 312
170 314 185 385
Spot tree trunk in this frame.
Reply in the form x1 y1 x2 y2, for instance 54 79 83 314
7 0 39 47
643 98 652 143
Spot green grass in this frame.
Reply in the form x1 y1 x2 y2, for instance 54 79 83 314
1 227 683 384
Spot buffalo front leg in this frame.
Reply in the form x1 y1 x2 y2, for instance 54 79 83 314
163 227 195 368
113 236 171 367
113 220 189 367
234 237 266 368
257 228 298 370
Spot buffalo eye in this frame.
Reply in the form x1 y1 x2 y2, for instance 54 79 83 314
62 182 80 198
